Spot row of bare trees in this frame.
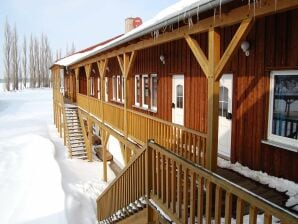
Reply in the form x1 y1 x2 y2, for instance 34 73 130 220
3 19 53 91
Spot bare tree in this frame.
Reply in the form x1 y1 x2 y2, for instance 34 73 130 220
3 19 12 91
22 36 27 88
11 24 19 90
29 34 35 88
34 37 40 87
70 42 76 54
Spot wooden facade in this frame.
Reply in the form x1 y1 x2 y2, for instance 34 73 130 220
52 0 298 223
69 9 298 181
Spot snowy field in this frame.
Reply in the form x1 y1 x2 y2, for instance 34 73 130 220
0 89 115 224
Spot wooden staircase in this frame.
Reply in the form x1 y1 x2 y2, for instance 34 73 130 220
97 141 298 224
64 106 88 160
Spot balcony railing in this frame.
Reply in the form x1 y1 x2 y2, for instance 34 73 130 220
76 94 207 167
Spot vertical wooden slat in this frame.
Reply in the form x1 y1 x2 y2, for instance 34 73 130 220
215 186 222 224
183 168 189 223
236 198 244 224
197 176 204 224
166 157 171 208
206 180 213 224
157 151 161 198
264 212 272 224
225 191 233 224
171 160 177 214
189 172 196 224
249 206 257 224
177 164 182 219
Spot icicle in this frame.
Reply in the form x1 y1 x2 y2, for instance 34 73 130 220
162 22 167 34
248 0 251 10
196 3 200 22
188 17 193 29
219 0 222 17
153 30 159 39
213 7 217 24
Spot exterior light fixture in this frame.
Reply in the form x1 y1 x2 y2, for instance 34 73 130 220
241 40 250 56
160 54 165 64
106 67 110 72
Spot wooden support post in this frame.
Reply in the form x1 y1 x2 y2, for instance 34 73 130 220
117 52 137 163
59 107 63 138
206 28 220 171
87 118 93 162
75 67 79 94
101 129 110 182
84 64 91 96
97 59 108 121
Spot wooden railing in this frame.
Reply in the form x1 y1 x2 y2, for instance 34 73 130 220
88 97 102 120
77 93 90 112
128 109 207 167
147 141 298 224
75 95 207 167
97 148 146 221
102 102 124 132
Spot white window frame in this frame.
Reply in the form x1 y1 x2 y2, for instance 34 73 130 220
116 75 121 101
150 74 158 112
112 75 116 100
142 74 149 109
105 77 109 102
135 75 140 106
268 70 298 148
122 76 125 103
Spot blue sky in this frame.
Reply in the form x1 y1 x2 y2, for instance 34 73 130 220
0 0 179 76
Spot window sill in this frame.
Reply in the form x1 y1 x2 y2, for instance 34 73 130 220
111 99 124 105
132 105 157 113
261 139 298 153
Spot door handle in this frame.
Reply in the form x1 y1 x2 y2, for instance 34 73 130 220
172 103 175 108
226 112 232 120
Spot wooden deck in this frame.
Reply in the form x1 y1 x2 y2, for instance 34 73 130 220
216 168 297 216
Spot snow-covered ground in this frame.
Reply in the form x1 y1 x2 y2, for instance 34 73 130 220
0 89 115 224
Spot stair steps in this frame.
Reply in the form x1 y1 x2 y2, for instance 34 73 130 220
64 106 87 160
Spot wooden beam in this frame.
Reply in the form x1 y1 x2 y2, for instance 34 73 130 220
206 28 220 171
69 0 298 69
117 55 125 75
97 59 108 79
184 35 209 77
215 18 253 80
126 51 137 77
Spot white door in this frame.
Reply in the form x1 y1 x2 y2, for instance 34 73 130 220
218 74 233 159
172 75 184 125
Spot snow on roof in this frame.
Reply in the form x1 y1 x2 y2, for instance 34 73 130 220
54 0 223 67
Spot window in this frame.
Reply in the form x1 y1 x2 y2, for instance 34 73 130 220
105 77 108 102
112 76 117 100
268 70 298 147
135 75 140 106
122 76 125 103
151 74 158 111
176 84 183 108
117 75 121 101
142 75 149 109
219 86 228 117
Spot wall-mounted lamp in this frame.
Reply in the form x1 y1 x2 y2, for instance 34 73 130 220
160 54 166 64
106 66 110 72
241 40 250 56
92 68 96 74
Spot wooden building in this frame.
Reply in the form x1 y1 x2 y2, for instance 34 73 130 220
52 0 298 223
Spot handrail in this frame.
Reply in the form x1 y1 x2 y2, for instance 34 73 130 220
96 147 146 221
147 141 298 224
127 108 206 138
